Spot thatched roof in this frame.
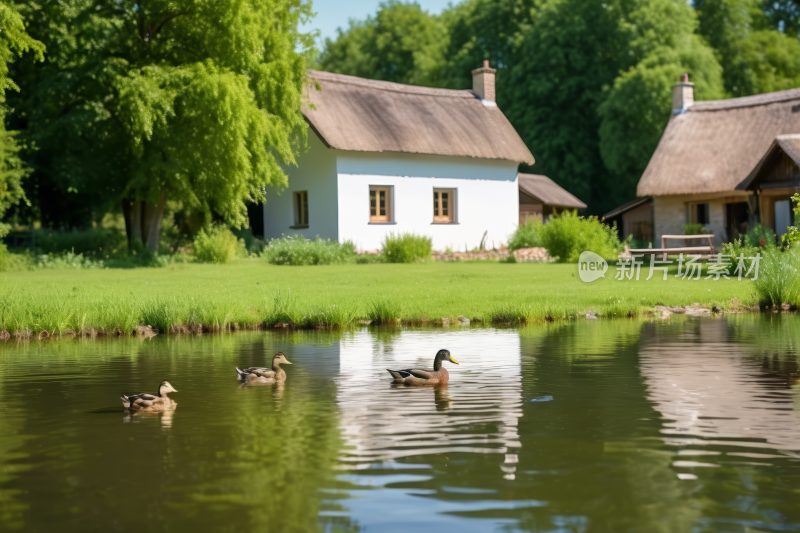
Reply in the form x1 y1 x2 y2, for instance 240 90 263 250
738 134 800 190
518 173 587 209
303 70 535 165
637 88 800 196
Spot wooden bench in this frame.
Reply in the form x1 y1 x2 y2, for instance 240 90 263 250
630 234 715 261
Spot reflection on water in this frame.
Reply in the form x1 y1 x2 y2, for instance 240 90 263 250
641 319 800 452
336 330 522 467
0 316 798 531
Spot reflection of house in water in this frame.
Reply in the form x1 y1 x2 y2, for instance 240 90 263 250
335 330 523 479
638 320 800 454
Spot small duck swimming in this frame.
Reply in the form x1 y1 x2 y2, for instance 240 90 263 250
121 381 178 412
387 349 459 385
236 352 293 384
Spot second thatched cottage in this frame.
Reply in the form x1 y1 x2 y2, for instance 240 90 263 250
629 75 800 247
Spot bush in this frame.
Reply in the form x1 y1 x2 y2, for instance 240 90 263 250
743 223 777 248
36 250 106 269
720 238 760 274
684 223 708 235
508 219 543 251
752 248 800 306
382 232 432 263
0 242 9 271
781 193 800 250
263 236 356 265
193 226 245 264
32 228 127 256
539 211 622 262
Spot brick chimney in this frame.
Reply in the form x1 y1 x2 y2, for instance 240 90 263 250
472 60 497 104
672 73 694 114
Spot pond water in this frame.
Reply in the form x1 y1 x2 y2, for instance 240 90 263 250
1 315 799 532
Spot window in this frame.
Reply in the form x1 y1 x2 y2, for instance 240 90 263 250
369 186 392 222
293 191 308 226
433 189 455 223
687 203 709 225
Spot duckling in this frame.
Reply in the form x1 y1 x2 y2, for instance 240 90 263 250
236 352 293 384
121 381 178 412
387 349 460 385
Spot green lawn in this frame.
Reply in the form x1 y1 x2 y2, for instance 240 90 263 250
0 260 756 335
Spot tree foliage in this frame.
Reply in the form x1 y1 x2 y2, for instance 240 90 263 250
695 0 800 96
9 0 311 250
317 1 447 86
0 2 43 234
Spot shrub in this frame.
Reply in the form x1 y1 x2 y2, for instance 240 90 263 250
684 223 708 235
752 248 800 306
720 238 760 274
193 226 245 264
0 242 9 271
781 193 800 250
539 211 622 263
32 228 127 256
36 250 106 269
381 232 432 263
263 236 356 265
743 223 777 249
508 219 543 251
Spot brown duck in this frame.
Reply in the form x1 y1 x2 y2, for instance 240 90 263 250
236 352 293 384
387 349 460 385
120 381 178 412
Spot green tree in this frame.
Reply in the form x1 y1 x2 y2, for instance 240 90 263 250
505 0 632 213
317 0 447 86
506 0 724 215
695 0 800 96
10 0 311 251
598 0 725 204
0 2 43 236
437 0 540 93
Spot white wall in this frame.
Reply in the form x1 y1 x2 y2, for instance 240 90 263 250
336 151 519 251
263 131 338 241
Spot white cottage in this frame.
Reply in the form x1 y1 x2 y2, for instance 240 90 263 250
263 62 535 251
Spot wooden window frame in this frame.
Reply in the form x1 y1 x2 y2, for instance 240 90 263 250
686 202 709 226
433 188 456 224
369 186 393 223
293 191 308 227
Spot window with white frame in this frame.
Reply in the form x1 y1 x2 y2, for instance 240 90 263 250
369 186 392 222
433 189 455 223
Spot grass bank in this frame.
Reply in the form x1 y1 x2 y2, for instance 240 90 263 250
0 261 756 337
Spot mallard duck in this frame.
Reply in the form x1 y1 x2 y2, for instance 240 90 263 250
121 381 178 412
236 352 293 384
387 349 460 385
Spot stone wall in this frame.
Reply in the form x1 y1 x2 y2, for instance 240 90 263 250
432 247 550 262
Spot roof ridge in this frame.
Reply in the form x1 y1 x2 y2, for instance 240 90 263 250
307 69 476 99
689 87 800 112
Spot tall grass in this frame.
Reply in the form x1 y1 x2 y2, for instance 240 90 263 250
263 236 356 266
752 248 800 306
0 261 757 337
381 232 432 263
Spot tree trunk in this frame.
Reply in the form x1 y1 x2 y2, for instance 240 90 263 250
122 191 167 253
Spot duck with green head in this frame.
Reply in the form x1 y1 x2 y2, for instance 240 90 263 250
387 349 460 385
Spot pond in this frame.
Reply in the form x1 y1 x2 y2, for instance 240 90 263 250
1 315 799 531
